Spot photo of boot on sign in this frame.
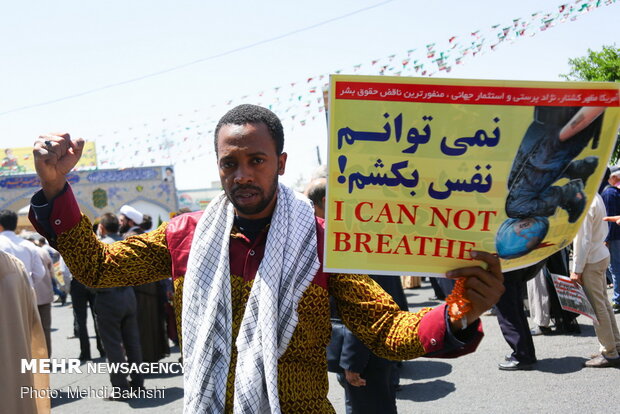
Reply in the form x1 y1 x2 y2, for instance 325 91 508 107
497 106 605 259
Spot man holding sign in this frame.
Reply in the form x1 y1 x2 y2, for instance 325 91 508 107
29 105 504 413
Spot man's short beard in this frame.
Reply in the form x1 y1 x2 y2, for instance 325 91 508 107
228 178 278 217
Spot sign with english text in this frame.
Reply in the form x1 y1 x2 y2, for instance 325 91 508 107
325 75 620 276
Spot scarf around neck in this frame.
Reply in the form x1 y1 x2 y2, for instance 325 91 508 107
182 183 320 413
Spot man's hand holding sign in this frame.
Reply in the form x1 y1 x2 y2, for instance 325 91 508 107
446 251 504 330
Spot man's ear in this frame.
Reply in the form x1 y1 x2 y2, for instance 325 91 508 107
278 152 288 175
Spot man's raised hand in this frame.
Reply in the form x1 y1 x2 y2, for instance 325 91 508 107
33 133 84 201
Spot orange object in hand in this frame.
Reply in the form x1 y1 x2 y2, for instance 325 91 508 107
445 278 471 320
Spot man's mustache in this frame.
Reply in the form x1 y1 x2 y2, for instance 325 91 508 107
231 185 263 195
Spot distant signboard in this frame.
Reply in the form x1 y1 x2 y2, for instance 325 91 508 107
1 142 97 176
177 188 221 211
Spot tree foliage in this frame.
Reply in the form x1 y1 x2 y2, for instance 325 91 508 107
562 45 619 163
561 44 620 82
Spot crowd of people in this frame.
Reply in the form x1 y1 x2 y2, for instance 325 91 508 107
1 205 178 411
1 103 618 414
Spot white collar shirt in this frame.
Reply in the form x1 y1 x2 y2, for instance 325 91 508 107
0 231 46 288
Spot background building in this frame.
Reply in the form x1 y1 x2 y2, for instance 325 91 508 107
0 165 178 232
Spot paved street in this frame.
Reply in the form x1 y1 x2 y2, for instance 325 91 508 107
45 282 619 413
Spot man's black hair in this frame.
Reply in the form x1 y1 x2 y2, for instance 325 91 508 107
0 209 18 231
599 167 612 194
140 214 153 232
306 179 326 209
99 212 120 234
214 104 284 155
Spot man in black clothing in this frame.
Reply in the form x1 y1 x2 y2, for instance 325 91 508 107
95 212 144 398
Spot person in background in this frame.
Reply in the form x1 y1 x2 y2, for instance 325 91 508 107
1 250 50 413
27 233 55 356
601 166 620 314
0 209 46 287
131 213 170 363
401 275 421 289
544 248 581 334
96 212 144 399
66 254 105 361
571 189 620 367
527 269 553 336
526 248 580 336
496 263 546 371
307 177 408 414
118 204 143 236
40 236 67 305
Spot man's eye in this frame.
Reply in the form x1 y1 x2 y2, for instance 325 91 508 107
222 161 235 169
253 158 265 164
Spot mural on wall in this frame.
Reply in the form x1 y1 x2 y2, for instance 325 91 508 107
107 186 125 202
86 168 158 183
0 166 178 226
0 173 80 190
162 166 174 182
92 188 108 209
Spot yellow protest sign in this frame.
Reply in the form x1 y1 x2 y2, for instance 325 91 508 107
325 75 620 276
1 142 97 176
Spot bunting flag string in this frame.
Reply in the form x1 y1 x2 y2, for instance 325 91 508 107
95 0 617 170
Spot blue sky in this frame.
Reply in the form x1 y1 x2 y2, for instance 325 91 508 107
1 0 618 189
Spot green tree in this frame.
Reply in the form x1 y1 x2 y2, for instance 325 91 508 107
561 45 620 82
561 45 620 162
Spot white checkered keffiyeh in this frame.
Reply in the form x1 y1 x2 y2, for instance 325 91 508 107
182 183 320 413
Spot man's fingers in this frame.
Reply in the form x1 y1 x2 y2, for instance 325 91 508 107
35 133 82 164
45 133 70 156
70 137 85 158
463 278 503 304
34 137 59 162
446 251 503 283
36 134 64 154
471 251 502 280
462 288 488 306
345 371 366 387
350 376 366 387
603 215 620 225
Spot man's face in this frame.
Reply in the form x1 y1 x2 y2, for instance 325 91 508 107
216 123 287 220
119 215 134 234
